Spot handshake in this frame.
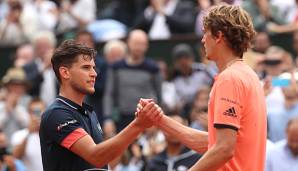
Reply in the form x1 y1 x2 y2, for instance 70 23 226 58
134 98 164 128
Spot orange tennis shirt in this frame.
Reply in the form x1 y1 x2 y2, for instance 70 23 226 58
208 61 267 171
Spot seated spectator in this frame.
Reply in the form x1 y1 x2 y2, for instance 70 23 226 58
11 98 45 171
266 117 298 171
0 67 30 141
134 0 196 40
146 114 201 171
0 129 26 171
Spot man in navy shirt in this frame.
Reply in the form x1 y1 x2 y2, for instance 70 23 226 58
39 40 160 171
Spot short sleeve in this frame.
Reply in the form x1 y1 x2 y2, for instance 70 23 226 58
213 77 244 130
45 108 87 148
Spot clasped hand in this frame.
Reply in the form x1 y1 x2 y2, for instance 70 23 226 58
134 98 164 128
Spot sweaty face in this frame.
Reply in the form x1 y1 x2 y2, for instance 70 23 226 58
68 55 97 95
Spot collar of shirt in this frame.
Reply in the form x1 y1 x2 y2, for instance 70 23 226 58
56 95 93 116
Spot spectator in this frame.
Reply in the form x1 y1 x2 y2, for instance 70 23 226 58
252 32 271 54
267 0 298 33
23 31 57 106
99 0 147 28
0 67 30 141
11 98 46 171
266 117 298 171
262 46 290 116
241 0 285 32
0 0 27 46
103 39 127 65
0 130 26 171
190 86 210 131
134 0 196 40
172 43 213 117
146 114 201 171
104 29 162 132
56 0 96 34
267 74 298 142
22 0 58 32
157 60 180 113
14 44 34 67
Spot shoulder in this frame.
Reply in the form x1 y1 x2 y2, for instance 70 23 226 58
110 59 126 70
141 58 160 73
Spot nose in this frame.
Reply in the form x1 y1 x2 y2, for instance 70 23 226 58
91 67 97 78
201 34 206 44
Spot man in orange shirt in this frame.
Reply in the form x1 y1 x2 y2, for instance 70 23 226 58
138 4 267 171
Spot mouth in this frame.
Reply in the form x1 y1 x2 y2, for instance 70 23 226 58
88 80 95 85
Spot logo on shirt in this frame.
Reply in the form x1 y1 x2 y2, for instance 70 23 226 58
223 107 237 118
57 120 78 131
97 123 103 134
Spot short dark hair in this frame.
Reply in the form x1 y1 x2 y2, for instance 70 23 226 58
51 39 96 82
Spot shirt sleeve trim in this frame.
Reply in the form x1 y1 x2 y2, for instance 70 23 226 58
61 128 88 149
214 123 239 131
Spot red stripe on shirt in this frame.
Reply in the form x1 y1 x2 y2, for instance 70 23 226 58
61 128 88 149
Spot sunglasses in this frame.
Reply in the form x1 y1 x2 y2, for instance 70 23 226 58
263 59 282 65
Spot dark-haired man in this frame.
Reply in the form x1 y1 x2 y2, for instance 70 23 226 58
39 40 159 171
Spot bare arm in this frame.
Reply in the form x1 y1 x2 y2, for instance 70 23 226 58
70 102 159 168
268 22 298 33
157 115 208 154
70 119 144 168
189 128 237 171
138 99 208 153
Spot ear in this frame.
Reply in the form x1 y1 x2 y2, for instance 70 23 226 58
59 66 70 81
215 31 224 44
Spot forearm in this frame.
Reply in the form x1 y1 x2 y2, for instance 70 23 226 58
274 23 298 33
189 144 233 171
157 115 208 153
92 120 144 167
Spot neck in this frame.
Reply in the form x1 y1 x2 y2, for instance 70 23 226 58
59 84 85 106
167 143 183 157
216 53 242 73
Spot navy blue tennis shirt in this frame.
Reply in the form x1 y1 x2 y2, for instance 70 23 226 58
39 95 108 171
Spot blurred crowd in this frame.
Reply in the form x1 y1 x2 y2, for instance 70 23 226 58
0 0 298 170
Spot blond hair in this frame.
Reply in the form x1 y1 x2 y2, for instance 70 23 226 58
203 4 256 57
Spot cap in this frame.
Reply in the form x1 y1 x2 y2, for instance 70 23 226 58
172 44 194 60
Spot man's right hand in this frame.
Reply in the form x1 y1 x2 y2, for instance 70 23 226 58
136 98 164 126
